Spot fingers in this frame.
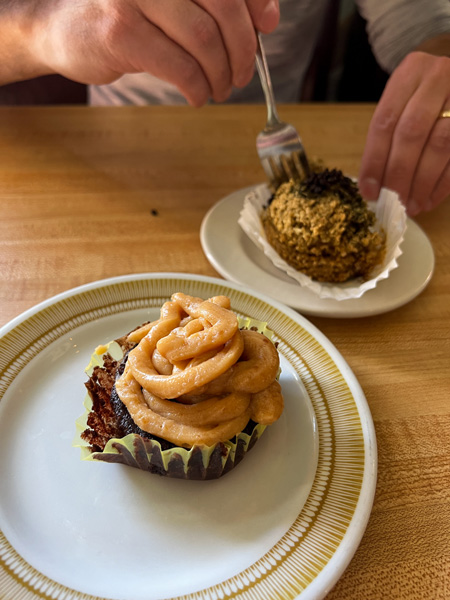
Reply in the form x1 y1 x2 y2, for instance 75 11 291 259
382 93 444 205
108 18 212 107
358 53 450 215
430 159 450 211
408 117 450 214
136 0 279 104
144 0 281 102
358 53 423 201
139 0 233 103
193 0 258 90
246 0 280 34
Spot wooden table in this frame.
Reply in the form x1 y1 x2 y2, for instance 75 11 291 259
0 104 449 599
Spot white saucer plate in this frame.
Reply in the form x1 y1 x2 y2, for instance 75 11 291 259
0 273 376 600
200 186 435 318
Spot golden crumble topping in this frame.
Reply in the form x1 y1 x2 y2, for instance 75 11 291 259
262 170 386 283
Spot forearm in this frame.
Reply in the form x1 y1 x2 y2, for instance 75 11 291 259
356 0 450 72
0 2 51 85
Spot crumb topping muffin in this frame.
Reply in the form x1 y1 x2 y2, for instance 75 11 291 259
262 169 386 283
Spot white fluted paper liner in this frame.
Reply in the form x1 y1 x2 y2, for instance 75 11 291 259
238 183 407 300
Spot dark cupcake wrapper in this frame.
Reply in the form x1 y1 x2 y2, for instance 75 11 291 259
77 424 265 480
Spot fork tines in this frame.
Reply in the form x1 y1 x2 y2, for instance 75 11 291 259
267 149 310 189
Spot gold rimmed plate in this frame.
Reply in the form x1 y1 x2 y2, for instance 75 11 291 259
0 273 376 600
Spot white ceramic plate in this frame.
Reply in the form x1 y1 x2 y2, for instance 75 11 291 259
0 273 376 600
200 186 435 317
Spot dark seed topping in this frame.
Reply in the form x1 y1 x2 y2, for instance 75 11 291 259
296 168 362 204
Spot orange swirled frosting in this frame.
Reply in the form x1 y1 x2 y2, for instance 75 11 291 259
115 293 284 448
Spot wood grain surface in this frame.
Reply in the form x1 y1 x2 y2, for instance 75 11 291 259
0 104 449 599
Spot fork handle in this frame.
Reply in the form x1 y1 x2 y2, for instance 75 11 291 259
255 32 281 128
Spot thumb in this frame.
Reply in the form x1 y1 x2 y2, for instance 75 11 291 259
247 0 280 34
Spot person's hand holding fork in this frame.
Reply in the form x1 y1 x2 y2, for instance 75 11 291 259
1 0 280 107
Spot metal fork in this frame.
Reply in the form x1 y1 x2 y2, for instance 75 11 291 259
255 33 310 189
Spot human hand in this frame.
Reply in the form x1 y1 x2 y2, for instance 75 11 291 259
20 0 279 106
358 51 450 216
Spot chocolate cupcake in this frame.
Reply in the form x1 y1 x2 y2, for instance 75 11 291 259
75 293 284 480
